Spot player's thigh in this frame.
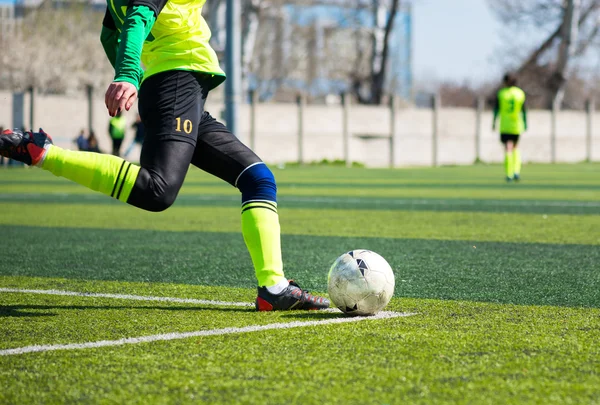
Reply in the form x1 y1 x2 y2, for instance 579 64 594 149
138 70 206 142
500 133 519 145
512 134 521 147
190 112 262 186
137 70 206 183
137 137 196 194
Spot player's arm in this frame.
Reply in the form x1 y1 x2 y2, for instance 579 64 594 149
105 0 167 116
113 2 161 89
492 96 499 130
100 8 118 69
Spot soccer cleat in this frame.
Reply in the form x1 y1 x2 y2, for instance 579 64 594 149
0 128 53 166
513 173 520 181
256 280 330 311
505 176 513 183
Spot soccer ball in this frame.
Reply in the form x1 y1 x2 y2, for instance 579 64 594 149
327 249 395 316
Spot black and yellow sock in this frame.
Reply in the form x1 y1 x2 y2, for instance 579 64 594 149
505 151 514 179
41 145 140 202
241 201 286 287
513 148 521 176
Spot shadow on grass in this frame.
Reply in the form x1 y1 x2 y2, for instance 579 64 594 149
0 304 253 318
0 306 56 317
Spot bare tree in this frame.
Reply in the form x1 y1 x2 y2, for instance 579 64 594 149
489 0 600 108
204 0 280 99
204 0 405 104
349 0 400 104
0 4 112 93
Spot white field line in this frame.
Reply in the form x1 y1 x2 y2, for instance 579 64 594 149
0 288 254 307
289 196 600 208
0 288 414 356
0 311 412 356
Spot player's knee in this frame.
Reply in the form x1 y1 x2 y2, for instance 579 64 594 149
145 191 177 212
236 162 277 202
132 170 178 212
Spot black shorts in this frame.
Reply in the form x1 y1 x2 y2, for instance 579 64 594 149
111 138 123 149
500 133 520 145
137 70 260 186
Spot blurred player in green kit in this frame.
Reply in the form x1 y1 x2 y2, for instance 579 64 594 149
0 0 330 311
492 73 527 182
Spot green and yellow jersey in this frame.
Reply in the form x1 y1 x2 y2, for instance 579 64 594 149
109 115 127 139
101 0 225 90
493 86 527 135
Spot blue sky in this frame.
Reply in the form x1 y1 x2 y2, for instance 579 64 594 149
412 0 503 85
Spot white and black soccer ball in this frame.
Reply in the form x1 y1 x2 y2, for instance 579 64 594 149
327 249 395 316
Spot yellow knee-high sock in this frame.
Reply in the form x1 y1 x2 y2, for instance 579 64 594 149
504 151 514 179
41 145 140 203
513 148 521 175
241 201 286 287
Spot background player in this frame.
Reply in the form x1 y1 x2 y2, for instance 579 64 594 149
0 0 329 311
492 73 527 182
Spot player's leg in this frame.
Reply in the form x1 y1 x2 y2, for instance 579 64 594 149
123 140 135 158
501 134 515 182
111 138 121 156
0 128 145 204
189 107 329 311
0 70 201 212
512 135 521 181
116 138 124 157
125 71 204 211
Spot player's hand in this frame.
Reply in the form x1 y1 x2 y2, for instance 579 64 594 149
105 81 137 117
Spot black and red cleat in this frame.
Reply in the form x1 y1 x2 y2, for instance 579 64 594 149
256 280 330 311
0 128 53 166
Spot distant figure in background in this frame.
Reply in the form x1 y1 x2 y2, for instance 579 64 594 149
73 129 102 153
108 111 126 156
87 130 102 153
74 129 89 151
124 114 145 158
492 73 527 182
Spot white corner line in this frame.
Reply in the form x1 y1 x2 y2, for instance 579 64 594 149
0 288 254 307
0 288 416 356
0 311 416 356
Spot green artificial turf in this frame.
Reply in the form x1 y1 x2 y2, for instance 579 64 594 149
1 278 599 405
1 226 599 308
1 163 599 404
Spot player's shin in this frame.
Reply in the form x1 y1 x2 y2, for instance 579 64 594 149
42 145 140 202
241 201 286 288
504 151 514 179
513 148 521 176
237 163 287 289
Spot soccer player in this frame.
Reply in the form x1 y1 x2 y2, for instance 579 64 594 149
492 73 527 182
0 0 329 311
108 111 127 156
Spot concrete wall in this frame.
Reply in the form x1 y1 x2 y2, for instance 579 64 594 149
1 90 599 167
